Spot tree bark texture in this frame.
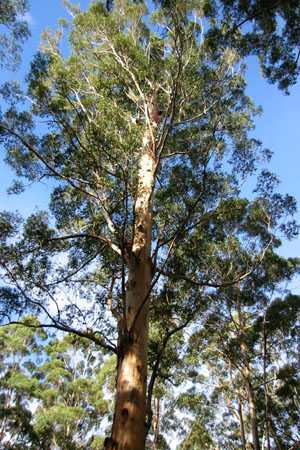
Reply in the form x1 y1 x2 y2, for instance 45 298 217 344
238 397 247 450
246 375 260 450
262 317 271 450
105 116 157 450
237 297 260 450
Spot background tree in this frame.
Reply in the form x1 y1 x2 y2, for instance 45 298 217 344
0 317 44 449
137 192 299 449
181 243 300 449
0 317 114 449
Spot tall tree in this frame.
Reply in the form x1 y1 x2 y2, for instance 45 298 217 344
0 317 44 449
0 2 299 449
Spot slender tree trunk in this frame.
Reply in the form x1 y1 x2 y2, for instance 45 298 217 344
236 295 260 450
238 397 247 450
245 375 260 450
152 397 160 450
262 316 271 450
105 111 157 450
228 360 247 450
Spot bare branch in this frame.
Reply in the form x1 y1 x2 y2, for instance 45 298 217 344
47 232 122 256
1 320 117 353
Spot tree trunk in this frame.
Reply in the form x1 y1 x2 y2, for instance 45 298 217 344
238 397 247 450
246 376 260 450
262 316 271 450
237 295 260 450
105 118 157 450
152 397 160 450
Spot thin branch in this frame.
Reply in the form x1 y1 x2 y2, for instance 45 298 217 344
296 48 300 65
159 239 273 289
146 315 194 430
172 98 219 127
157 267 254 289
44 251 101 287
0 125 102 202
46 232 121 256
230 0 281 34
2 261 61 326
1 261 117 353
1 321 117 353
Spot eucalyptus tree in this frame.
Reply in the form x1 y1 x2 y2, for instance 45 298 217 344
0 0 30 68
0 317 44 449
184 243 300 449
146 192 299 449
33 334 113 449
0 1 299 449
0 318 113 449
256 296 300 449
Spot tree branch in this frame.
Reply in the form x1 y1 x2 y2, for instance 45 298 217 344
0 124 99 201
146 315 194 431
46 232 122 256
1 320 117 353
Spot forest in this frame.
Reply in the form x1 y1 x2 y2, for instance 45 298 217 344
0 1 299 449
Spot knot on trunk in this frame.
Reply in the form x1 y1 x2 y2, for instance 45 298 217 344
103 437 118 449
121 408 129 420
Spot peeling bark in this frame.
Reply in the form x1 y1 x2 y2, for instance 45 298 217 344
106 108 157 450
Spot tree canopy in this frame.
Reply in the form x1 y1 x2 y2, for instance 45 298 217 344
0 0 30 68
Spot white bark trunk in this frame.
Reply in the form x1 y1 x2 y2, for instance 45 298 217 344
105 119 156 450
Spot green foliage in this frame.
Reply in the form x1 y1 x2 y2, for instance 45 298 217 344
0 0 297 329
0 0 30 68
0 321 113 449
178 246 300 448
206 0 300 91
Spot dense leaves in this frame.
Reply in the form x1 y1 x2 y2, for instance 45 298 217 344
0 320 114 449
0 0 30 68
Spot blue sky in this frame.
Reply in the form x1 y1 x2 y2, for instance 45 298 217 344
1 0 300 286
